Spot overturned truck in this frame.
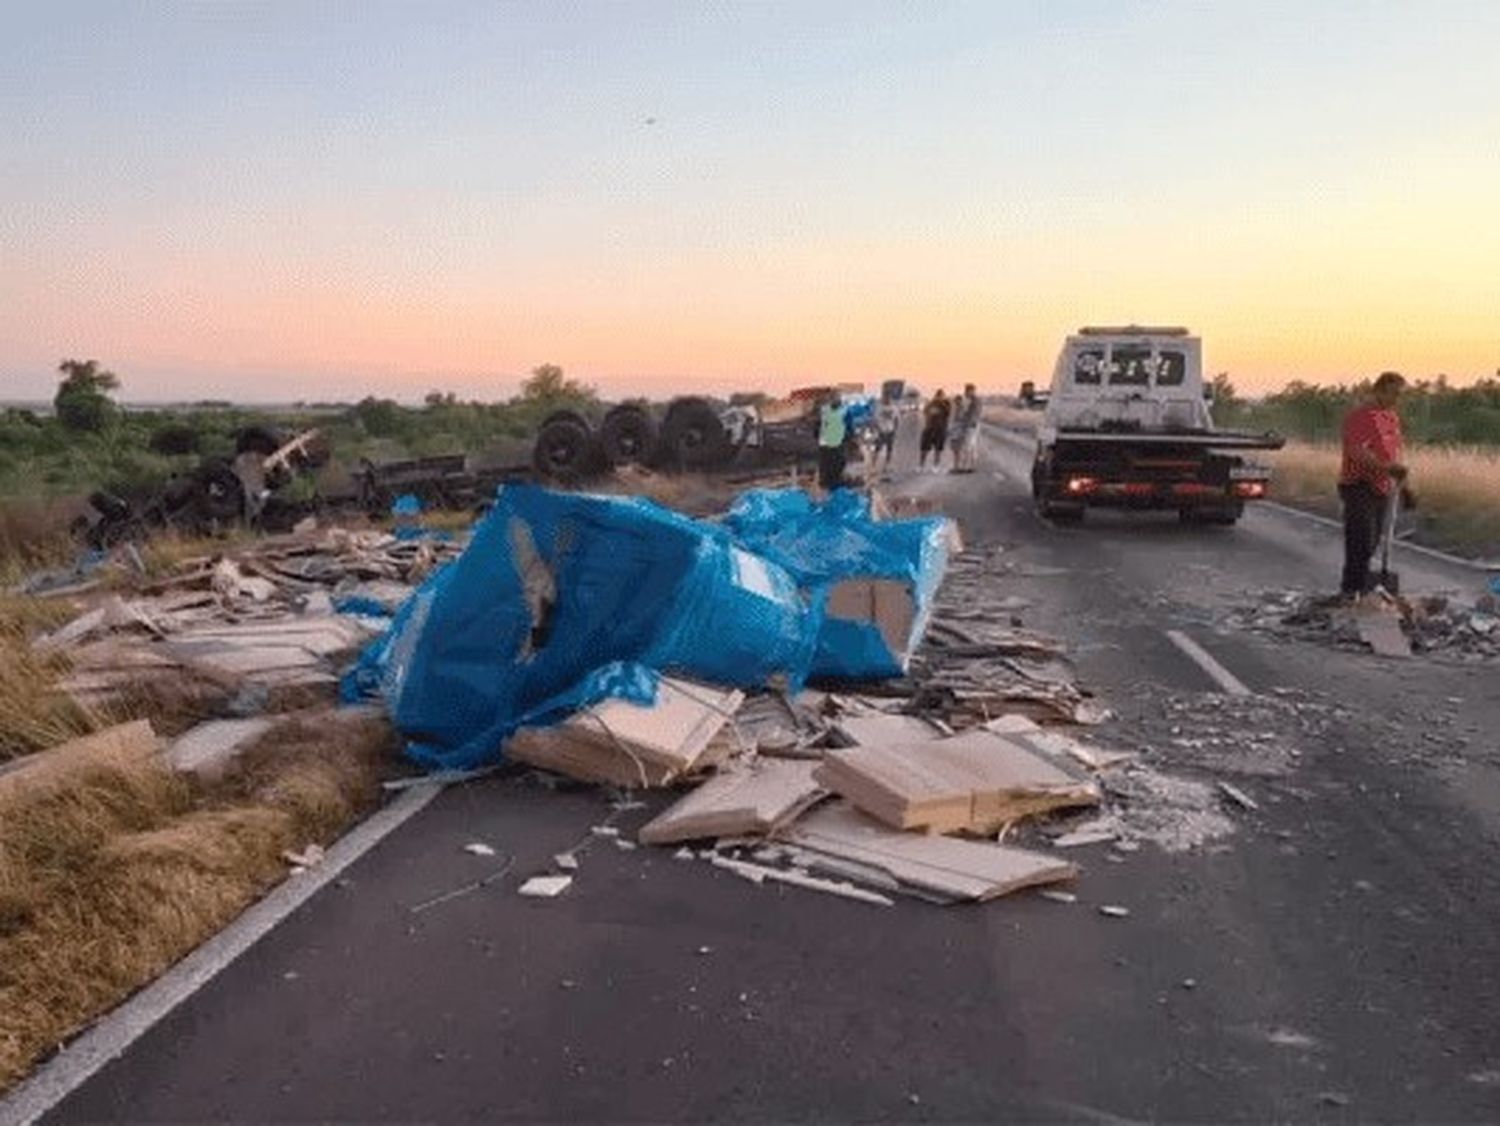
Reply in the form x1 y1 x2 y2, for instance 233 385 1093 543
531 389 848 482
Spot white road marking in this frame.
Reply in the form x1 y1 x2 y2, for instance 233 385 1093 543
1165 629 1252 697
0 782 444 1126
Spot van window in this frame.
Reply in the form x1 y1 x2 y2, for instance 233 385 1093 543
1073 349 1104 385
1108 346 1152 386
1155 350 1187 386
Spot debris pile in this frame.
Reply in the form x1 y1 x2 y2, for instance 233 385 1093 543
32 526 463 712
342 485 1180 907
1231 587 1500 661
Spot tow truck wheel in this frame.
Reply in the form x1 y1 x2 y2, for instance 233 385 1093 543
1038 497 1085 523
1180 503 1242 526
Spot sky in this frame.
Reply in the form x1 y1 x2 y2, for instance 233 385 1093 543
2 0 1498 403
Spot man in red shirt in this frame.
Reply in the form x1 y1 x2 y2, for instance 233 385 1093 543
1339 371 1409 597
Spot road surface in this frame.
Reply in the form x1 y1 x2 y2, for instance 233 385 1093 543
35 422 1500 1123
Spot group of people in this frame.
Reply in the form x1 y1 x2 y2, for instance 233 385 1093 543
816 383 984 490
916 384 982 473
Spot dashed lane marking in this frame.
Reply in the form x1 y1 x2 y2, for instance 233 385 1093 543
1165 629 1252 697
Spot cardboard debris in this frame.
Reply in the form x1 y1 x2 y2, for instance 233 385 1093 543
834 712 948 747
639 758 825 845
166 718 275 779
781 803 1077 902
1349 606 1413 658
506 679 745 788
814 727 1099 835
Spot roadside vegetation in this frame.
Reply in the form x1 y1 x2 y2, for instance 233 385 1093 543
0 559 396 1092
0 360 596 564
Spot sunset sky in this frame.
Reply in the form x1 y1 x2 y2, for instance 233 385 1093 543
3 1 1498 403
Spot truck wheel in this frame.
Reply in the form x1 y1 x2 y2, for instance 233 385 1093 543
539 409 591 433
532 416 596 482
599 404 656 467
1039 498 1085 523
659 397 730 469
194 458 246 523
1180 504 1242 526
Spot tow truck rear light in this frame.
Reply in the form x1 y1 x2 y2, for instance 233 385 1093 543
1066 476 1098 495
1233 480 1267 499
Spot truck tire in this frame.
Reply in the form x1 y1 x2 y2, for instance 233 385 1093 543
659 397 731 470
539 409 591 433
532 416 597 482
599 404 656 467
193 458 245 523
1039 499 1085 523
1180 503 1242 526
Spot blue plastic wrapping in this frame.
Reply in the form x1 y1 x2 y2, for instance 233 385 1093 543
725 488 952 679
349 485 819 769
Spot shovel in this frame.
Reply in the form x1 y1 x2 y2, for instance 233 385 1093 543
1375 487 1400 595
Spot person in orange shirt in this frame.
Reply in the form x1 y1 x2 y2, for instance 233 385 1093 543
1339 371 1410 597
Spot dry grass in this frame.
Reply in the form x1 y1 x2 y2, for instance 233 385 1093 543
0 711 394 1092
1269 441 1500 556
0 497 82 583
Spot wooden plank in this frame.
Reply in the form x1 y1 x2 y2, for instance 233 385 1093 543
506 679 743 789
781 802 1077 901
639 759 825 844
814 727 1099 834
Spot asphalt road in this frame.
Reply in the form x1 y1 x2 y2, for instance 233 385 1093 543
42 422 1500 1124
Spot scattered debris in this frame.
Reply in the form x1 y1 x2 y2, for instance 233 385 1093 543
518 875 574 898
1039 889 1078 904
1097 905 1130 918
815 727 1099 835
165 717 275 779
1231 587 1499 661
780 802 1077 903
554 853 580 871
1217 781 1260 812
283 844 326 870
709 854 896 907
464 842 497 857
639 758 825 845
506 680 745 789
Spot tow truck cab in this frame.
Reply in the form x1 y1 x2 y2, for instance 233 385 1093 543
1030 326 1283 524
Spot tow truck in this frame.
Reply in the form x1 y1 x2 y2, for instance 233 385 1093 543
1030 326 1284 525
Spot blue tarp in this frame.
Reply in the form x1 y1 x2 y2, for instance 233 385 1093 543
346 485 819 770
725 488 952 679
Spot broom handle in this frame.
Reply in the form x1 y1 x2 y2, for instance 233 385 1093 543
1381 485 1399 572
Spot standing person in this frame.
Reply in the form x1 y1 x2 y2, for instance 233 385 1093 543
949 383 982 473
1339 371 1409 598
919 389 950 472
817 391 850 492
873 399 898 473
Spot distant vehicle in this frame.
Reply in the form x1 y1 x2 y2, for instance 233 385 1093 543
1030 326 1284 525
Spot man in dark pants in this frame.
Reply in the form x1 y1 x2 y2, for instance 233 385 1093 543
1339 371 1409 597
817 392 849 492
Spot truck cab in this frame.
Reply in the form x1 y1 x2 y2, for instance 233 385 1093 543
1031 326 1283 524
